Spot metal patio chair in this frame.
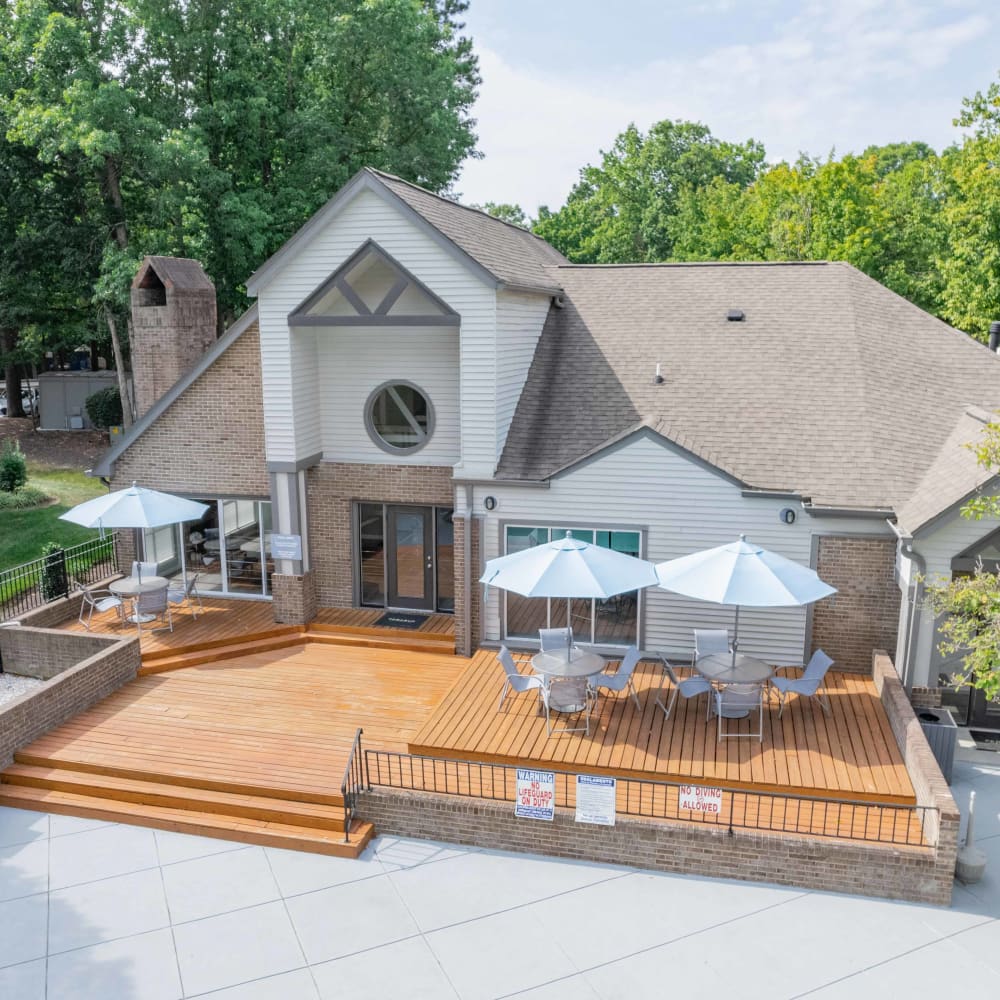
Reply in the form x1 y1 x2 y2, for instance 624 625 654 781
539 627 574 652
712 683 764 742
134 586 173 633
130 561 158 580
771 650 835 717
168 572 204 619
654 657 713 720
496 646 546 713
74 579 124 631
588 645 641 710
692 628 731 667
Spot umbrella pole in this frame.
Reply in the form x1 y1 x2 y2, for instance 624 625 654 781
732 605 740 666
566 598 572 655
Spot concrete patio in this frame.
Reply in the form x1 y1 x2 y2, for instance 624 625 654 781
1 753 998 999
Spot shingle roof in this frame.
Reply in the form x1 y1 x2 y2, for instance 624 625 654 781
497 261 1000 510
132 256 214 292
367 169 566 292
895 407 996 535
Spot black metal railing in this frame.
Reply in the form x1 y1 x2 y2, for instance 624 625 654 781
341 728 366 843
0 534 119 622
364 749 936 848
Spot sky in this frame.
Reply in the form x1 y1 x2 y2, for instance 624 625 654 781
454 0 999 213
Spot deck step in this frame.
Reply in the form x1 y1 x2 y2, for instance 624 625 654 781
12 752 344 806
1 764 346 832
139 633 305 674
304 629 455 655
0 784 373 858
308 621 454 647
140 624 303 662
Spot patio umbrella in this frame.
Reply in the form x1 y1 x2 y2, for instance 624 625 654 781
60 483 209 580
654 534 836 658
480 531 658 651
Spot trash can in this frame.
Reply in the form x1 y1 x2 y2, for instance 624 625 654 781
917 708 957 783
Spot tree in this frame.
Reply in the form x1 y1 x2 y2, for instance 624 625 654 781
534 120 766 262
474 202 529 227
925 419 1000 699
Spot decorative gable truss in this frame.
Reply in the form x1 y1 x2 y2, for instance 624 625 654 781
288 239 460 327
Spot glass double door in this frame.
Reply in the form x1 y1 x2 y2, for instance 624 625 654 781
358 503 454 613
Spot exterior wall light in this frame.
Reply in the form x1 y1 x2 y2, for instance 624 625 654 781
483 496 497 511
779 507 796 525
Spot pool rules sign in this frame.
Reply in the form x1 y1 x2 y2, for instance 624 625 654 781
515 768 555 821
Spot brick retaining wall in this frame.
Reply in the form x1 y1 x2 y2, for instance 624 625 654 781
0 627 140 768
359 786 950 905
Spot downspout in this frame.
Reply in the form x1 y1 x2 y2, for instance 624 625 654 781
890 520 926 689
461 483 473 657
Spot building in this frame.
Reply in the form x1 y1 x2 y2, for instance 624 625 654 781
92 168 1000 711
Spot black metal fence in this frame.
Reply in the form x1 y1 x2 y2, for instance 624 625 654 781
341 728 367 843
0 533 119 622
364 749 935 848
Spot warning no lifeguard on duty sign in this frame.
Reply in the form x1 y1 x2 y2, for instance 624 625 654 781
514 768 556 821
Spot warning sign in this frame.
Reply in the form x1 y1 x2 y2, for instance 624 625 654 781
515 768 556 821
678 785 724 814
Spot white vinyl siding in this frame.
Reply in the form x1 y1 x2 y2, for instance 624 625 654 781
317 326 460 465
496 291 551 462
477 432 893 665
907 508 1000 687
254 187 496 470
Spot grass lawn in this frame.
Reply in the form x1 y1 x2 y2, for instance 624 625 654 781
0 467 106 571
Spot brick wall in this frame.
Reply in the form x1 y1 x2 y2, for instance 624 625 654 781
360 786 952 906
811 536 900 673
872 649 959 894
111 324 267 498
0 627 125 680
306 462 455 609
0 628 139 768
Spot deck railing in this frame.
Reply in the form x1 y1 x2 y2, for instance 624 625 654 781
364 749 935 847
341 728 366 843
0 533 119 622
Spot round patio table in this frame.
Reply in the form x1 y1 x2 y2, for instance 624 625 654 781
109 576 168 624
531 648 606 713
696 652 773 719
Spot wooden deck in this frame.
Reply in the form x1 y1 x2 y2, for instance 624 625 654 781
410 651 916 805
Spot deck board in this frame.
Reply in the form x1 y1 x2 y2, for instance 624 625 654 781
409 651 916 805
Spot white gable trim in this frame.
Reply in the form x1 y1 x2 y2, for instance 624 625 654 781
245 170 502 297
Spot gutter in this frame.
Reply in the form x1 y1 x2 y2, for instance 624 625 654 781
461 483 473 656
889 520 926 689
802 503 897 519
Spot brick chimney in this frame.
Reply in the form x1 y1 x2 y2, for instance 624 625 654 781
130 257 217 418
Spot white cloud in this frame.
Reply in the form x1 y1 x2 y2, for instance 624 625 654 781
456 2 992 213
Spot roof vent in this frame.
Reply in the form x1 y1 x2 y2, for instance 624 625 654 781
989 321 1000 353
727 309 745 322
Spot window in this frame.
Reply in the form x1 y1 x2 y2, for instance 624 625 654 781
503 524 642 647
365 381 434 454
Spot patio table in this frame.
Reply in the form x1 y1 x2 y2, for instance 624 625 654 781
109 576 168 624
531 648 605 713
696 652 773 719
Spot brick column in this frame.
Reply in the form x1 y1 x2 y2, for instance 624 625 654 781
453 515 481 656
271 570 317 625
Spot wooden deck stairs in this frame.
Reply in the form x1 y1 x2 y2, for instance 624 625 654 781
0 613 459 857
0 755 374 857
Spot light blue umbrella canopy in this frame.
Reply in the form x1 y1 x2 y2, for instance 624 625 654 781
60 482 208 531
480 531 658 645
654 534 836 655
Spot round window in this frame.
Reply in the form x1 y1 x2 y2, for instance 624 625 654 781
365 381 435 454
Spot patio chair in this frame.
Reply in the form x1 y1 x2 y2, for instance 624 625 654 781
539 627 574 652
654 657 713 720
497 646 546 713
693 628 731 667
771 650 834 717
168 572 203 619
588 645 641 710
74 579 124 631
712 683 764 742
134 585 173 633
131 561 158 580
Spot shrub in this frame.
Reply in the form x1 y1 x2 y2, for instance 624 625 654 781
0 485 49 510
84 386 123 429
39 541 68 601
0 439 27 492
